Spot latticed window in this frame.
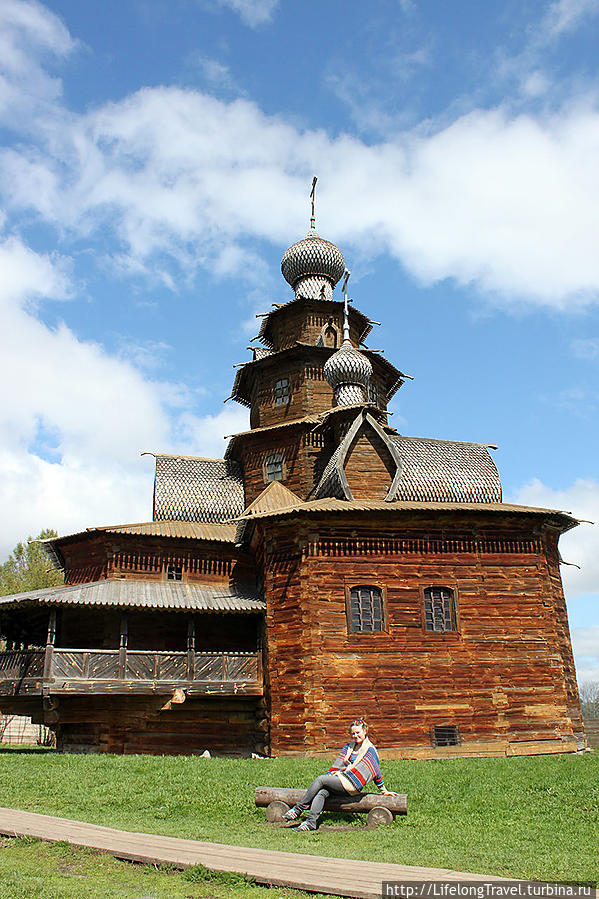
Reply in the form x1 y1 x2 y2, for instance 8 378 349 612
265 452 284 482
424 587 457 632
274 378 290 405
167 565 183 581
432 724 460 747
348 586 384 633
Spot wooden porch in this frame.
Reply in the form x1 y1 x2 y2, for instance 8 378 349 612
0 647 262 696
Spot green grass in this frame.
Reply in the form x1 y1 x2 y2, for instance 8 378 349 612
0 836 338 898
0 747 597 886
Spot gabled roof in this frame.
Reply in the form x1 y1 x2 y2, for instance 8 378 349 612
0 580 265 613
313 410 502 505
242 481 302 517
314 411 402 500
147 454 245 523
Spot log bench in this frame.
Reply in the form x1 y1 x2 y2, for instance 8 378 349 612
254 786 408 827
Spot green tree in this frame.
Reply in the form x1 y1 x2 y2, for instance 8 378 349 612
0 529 64 596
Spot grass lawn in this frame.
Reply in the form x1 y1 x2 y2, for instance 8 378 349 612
0 746 597 895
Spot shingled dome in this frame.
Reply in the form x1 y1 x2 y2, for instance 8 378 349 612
281 228 345 300
324 340 373 405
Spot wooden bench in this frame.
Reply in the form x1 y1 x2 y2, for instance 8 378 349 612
255 786 408 827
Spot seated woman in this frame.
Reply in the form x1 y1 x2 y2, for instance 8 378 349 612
283 717 396 831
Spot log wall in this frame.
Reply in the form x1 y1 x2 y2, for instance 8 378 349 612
61 535 253 588
32 695 267 755
261 515 584 759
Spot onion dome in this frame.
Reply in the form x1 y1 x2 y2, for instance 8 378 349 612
324 339 373 406
281 228 345 300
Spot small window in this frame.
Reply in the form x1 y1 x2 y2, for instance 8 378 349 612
432 725 460 747
167 565 183 581
265 452 284 482
424 587 457 632
274 378 290 405
348 586 384 633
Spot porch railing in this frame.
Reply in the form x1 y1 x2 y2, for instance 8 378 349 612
0 648 261 695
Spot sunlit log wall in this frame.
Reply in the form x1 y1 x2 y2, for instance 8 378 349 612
261 514 584 759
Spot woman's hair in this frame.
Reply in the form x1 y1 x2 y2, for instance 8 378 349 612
349 717 369 735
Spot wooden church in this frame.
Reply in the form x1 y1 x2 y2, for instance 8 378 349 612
0 186 585 758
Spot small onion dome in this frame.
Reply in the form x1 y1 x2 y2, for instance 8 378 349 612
323 340 373 406
281 228 345 300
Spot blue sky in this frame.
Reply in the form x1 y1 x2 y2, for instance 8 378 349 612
0 0 597 683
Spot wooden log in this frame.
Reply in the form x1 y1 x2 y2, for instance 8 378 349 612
254 787 407 814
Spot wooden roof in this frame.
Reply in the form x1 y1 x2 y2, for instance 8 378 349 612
0 580 265 613
230 343 406 408
256 297 373 348
41 521 238 570
148 454 245 523
314 411 502 505
237 497 578 530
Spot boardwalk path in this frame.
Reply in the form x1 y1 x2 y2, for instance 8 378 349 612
0 807 505 899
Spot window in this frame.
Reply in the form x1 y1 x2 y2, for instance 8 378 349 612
347 586 384 633
274 378 290 405
265 452 284 482
424 587 457 632
432 725 460 747
167 565 183 581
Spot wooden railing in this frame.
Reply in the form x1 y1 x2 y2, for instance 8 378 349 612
0 650 44 680
0 649 262 696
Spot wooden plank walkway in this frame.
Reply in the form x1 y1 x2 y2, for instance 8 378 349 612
0 807 506 899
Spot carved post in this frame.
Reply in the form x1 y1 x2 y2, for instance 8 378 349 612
119 614 128 679
186 617 195 681
43 608 57 681
257 632 263 685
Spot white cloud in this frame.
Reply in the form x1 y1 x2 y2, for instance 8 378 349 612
0 232 249 558
573 626 599 684
176 405 249 459
192 54 241 94
542 0 599 39
1 0 599 309
4 81 599 308
210 0 278 27
571 337 599 360
509 478 599 599
0 0 75 121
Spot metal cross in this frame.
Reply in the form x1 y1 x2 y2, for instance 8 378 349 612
310 176 317 229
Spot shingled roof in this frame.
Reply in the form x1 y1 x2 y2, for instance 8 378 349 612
149 454 245 523
0 580 265 613
389 434 502 504
313 410 501 504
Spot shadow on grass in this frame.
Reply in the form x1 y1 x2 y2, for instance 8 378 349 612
0 745 56 755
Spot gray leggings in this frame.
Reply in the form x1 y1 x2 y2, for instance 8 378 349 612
293 774 350 828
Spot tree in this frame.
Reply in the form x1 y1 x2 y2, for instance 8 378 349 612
579 681 599 719
0 529 64 597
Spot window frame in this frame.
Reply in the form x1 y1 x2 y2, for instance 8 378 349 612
273 377 291 406
263 451 285 483
421 585 459 636
345 583 387 635
165 564 184 583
